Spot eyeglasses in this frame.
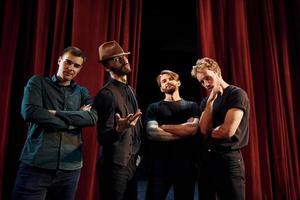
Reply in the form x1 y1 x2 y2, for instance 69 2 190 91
63 59 82 68
111 55 126 63
97 55 127 65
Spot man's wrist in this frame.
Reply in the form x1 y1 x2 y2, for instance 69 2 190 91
115 125 125 133
206 98 215 106
48 110 57 115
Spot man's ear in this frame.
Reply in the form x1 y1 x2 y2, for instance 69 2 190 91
160 87 164 92
101 61 109 70
104 65 111 72
178 81 181 87
58 56 62 65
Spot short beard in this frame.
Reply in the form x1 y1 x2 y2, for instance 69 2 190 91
110 64 131 76
163 86 176 94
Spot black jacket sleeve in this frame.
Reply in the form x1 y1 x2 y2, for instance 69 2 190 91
94 89 122 144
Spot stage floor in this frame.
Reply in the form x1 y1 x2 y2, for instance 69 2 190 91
138 181 199 200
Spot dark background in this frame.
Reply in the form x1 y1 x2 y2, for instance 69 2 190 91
137 1 201 181
138 1 201 112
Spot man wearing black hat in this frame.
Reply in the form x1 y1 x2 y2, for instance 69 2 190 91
94 41 143 200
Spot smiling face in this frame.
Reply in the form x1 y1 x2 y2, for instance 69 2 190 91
56 51 84 85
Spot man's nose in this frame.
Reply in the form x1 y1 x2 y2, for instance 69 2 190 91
67 64 74 69
166 79 173 85
121 57 128 63
203 80 210 87
66 63 75 70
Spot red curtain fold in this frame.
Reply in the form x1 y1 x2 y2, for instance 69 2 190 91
0 1 21 196
196 0 300 199
97 0 142 88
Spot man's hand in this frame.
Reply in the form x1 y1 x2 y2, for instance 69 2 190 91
80 104 91 111
115 109 142 133
48 110 56 115
159 117 199 137
208 84 223 103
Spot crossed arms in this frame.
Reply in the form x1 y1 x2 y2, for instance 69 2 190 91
21 76 97 130
146 118 199 141
199 99 243 139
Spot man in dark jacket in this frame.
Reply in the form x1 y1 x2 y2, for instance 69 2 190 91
13 46 98 200
94 41 143 200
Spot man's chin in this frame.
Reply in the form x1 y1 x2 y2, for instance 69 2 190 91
164 88 176 94
123 65 131 73
64 76 73 80
111 65 131 76
121 68 131 75
117 69 131 76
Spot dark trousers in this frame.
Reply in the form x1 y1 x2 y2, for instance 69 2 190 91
12 162 81 200
198 149 245 200
97 155 138 200
145 159 196 200
146 177 195 200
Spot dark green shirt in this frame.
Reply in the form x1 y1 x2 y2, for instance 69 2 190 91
20 75 97 170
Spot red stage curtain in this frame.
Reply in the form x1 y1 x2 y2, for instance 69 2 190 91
1 0 299 199
0 0 142 199
196 0 300 199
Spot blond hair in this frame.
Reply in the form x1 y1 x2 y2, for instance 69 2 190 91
191 57 221 78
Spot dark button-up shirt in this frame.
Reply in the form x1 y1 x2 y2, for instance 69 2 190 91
20 75 97 170
94 79 143 166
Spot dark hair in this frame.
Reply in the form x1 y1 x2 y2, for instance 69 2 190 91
99 60 109 67
61 46 87 62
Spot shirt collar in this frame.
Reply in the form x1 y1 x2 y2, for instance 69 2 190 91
51 75 76 88
110 78 128 86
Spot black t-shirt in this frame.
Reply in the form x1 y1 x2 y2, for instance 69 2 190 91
199 85 250 150
145 99 200 178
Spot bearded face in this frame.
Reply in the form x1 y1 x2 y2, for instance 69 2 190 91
162 83 177 94
109 63 131 76
159 73 181 95
106 55 131 76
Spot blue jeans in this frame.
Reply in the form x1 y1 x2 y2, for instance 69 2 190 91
12 163 81 200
